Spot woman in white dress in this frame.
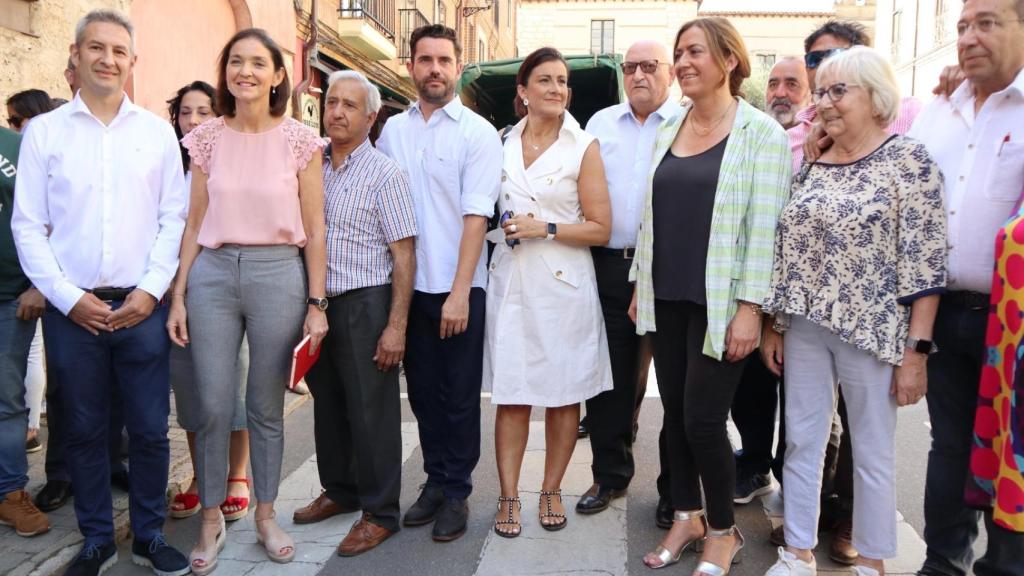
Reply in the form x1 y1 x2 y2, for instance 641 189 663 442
484 47 613 538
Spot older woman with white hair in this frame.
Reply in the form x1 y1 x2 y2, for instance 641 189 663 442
760 46 947 576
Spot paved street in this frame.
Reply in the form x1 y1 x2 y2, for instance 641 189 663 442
7 369 960 576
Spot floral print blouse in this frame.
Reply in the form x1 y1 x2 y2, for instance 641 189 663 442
763 135 947 366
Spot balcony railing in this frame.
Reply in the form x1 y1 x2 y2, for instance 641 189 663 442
340 0 396 42
398 8 429 62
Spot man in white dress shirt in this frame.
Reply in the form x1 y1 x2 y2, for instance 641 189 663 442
11 11 188 576
376 24 502 543
907 1 1024 575
576 40 680 525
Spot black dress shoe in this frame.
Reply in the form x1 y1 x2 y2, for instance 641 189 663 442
575 484 626 515
403 484 444 527
655 496 673 529
64 541 118 576
577 424 589 439
431 498 468 542
34 480 73 512
110 470 130 492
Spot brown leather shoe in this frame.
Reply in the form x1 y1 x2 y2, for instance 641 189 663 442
829 518 859 565
770 523 786 547
293 491 354 525
337 514 394 556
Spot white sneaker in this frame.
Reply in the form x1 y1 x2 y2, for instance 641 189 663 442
764 547 817 576
849 566 880 576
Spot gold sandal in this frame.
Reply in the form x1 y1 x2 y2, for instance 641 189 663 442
644 509 706 569
493 496 522 538
539 489 567 531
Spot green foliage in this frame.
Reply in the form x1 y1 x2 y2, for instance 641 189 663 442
741 65 771 111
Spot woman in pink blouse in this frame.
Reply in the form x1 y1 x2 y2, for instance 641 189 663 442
167 29 327 573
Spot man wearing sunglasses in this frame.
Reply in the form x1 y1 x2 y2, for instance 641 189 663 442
577 40 680 526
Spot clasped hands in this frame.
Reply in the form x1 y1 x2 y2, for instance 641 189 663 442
69 289 157 335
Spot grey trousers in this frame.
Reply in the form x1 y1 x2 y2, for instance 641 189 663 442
305 285 402 532
187 245 307 506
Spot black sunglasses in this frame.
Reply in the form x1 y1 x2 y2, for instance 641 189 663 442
499 210 520 248
804 47 846 69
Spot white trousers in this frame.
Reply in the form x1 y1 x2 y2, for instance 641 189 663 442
23 320 44 430
782 315 898 559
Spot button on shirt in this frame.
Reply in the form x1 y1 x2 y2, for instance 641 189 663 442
585 99 682 248
908 69 1024 293
11 93 187 314
322 138 418 296
376 96 502 293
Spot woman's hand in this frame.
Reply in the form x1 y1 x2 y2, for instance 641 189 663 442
166 297 189 347
725 302 762 362
304 308 328 354
502 213 548 242
760 322 784 376
892 351 928 406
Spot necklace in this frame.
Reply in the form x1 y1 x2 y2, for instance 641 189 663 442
525 126 555 152
688 100 734 137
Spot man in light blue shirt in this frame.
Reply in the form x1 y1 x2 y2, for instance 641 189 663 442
376 24 502 543
576 40 680 524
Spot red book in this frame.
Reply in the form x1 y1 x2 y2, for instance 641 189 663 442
289 334 321 390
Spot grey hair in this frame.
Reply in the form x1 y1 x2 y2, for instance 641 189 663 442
815 46 900 126
75 10 136 53
326 70 382 114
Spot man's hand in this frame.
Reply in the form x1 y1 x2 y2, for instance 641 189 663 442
374 325 406 371
802 123 832 164
304 308 328 354
440 290 469 339
760 323 784 376
16 287 46 321
933 65 965 97
69 293 114 335
724 303 761 363
892 351 928 406
105 289 157 330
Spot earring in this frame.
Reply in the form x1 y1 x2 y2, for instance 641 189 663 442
523 98 529 106
272 85 277 97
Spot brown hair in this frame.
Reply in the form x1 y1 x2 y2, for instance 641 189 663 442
674 17 751 98
409 24 462 60
513 47 570 118
215 28 290 117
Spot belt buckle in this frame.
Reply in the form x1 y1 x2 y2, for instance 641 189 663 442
622 247 635 259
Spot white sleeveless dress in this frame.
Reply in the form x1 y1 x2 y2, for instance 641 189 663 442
483 112 613 407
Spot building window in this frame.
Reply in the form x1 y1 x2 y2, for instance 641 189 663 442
935 0 949 42
591 20 614 55
437 1 446 26
507 0 511 28
891 9 903 61
756 53 776 70
494 0 499 27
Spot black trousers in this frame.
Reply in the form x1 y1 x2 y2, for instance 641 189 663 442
306 286 402 532
404 289 485 500
731 353 779 478
585 250 648 490
652 300 747 528
921 294 1024 576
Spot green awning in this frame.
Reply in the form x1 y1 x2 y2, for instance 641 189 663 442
457 54 624 130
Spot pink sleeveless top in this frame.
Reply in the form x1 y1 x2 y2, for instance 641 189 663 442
182 116 324 248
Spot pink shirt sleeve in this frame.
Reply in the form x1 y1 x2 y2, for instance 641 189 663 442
281 118 325 171
180 117 225 175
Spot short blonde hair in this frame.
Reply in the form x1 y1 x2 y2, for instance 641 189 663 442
815 46 900 126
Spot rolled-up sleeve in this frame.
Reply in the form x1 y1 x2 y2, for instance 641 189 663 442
460 124 502 218
136 124 187 301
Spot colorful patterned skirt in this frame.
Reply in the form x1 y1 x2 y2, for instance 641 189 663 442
966 213 1024 532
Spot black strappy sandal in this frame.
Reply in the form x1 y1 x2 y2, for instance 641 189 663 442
539 489 567 532
493 496 522 538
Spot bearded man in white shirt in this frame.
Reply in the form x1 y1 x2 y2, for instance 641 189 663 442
11 11 188 576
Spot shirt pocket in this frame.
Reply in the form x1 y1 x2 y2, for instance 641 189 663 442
425 148 460 192
986 142 1024 202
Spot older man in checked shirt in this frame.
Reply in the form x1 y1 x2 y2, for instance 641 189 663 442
292 70 416 558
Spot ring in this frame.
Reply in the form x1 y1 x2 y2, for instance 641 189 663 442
509 224 518 233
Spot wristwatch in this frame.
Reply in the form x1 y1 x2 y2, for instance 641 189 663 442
906 337 938 355
546 222 557 240
307 297 329 311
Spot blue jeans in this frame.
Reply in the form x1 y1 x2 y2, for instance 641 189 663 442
922 294 1024 576
43 302 171 546
0 299 37 495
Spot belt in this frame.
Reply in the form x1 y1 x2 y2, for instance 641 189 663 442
591 246 635 259
942 290 990 310
89 286 135 302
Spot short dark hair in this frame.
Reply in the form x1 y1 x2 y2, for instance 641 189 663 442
215 28 290 118
514 47 569 118
409 24 461 60
6 89 56 121
168 81 219 172
804 20 871 54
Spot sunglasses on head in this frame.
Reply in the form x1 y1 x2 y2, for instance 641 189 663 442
804 47 846 69
7 116 24 130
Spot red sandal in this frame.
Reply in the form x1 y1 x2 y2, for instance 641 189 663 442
170 478 201 519
221 477 250 522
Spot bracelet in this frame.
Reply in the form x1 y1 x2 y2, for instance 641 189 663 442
744 302 762 316
171 292 186 298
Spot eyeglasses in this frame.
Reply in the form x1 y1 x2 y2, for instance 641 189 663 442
7 116 23 130
804 47 846 69
811 83 860 104
622 60 667 75
956 16 1024 37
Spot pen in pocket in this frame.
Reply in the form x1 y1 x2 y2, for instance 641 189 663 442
998 133 1011 156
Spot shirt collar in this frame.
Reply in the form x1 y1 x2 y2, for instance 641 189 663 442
510 110 584 143
67 91 138 125
324 137 372 172
794 104 817 123
951 66 1024 110
410 95 465 122
618 98 682 125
